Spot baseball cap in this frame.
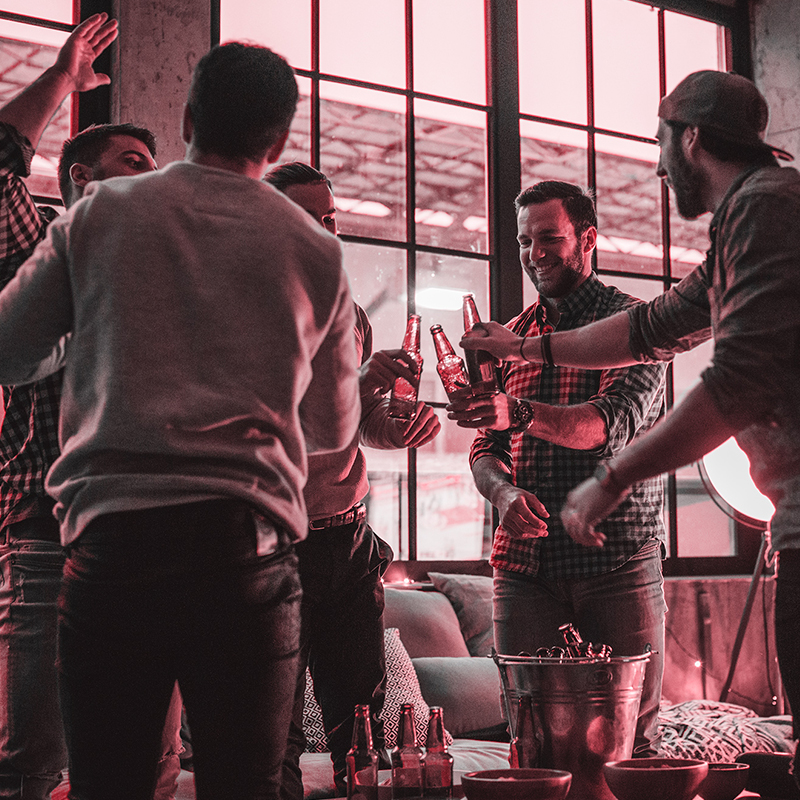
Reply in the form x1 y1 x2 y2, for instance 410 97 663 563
658 70 793 162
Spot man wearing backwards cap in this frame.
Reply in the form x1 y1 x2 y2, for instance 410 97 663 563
460 69 800 782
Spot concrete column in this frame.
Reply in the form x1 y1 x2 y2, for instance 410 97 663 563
111 0 210 166
752 0 800 161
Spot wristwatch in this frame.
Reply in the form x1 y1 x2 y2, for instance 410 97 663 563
508 398 535 433
593 462 627 495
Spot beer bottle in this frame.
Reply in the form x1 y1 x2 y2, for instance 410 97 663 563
391 703 424 798
461 294 498 395
347 704 379 800
388 314 423 421
430 324 470 401
422 706 453 799
559 622 589 658
509 694 539 769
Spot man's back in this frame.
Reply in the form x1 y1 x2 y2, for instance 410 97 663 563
0 160 359 545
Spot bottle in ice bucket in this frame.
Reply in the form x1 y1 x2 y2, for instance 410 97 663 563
391 703 424 798
388 314 423 421
347 704 379 800
509 694 539 768
461 294 499 395
430 324 470 401
422 706 453 799
559 622 588 658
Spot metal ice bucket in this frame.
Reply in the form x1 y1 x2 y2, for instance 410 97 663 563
494 650 650 800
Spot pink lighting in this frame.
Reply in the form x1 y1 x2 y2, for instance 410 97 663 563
699 438 775 526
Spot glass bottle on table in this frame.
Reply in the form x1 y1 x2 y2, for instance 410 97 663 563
388 314 423 421
430 324 470 401
347 704 379 800
461 294 498 395
422 706 453 799
391 702 424 798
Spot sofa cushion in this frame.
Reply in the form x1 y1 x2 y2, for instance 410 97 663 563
412 656 505 739
428 573 494 657
383 587 469 658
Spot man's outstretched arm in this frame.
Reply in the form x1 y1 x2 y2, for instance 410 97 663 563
460 312 637 369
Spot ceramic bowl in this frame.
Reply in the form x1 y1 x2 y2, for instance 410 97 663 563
603 757 709 800
461 768 572 800
698 762 750 800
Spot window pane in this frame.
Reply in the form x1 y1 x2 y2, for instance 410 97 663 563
593 0 660 138
320 0 405 88
595 134 663 277
416 408 492 560
220 0 310 70
413 0 485 104
0 1 72 23
0 23 69 198
279 76 312 166
668 205 711 281
664 11 724 94
415 100 487 254
519 0 586 124
320 84 406 242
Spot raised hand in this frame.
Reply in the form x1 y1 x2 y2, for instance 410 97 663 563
360 348 418 396
53 12 119 94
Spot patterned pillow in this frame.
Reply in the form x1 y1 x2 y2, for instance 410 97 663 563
303 627 453 752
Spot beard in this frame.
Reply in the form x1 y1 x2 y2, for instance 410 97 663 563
668 143 706 220
525 238 587 300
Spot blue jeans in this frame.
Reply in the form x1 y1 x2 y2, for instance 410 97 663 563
0 516 67 800
493 540 666 756
58 499 301 800
281 516 392 800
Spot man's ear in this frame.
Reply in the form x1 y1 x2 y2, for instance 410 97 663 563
266 128 290 164
683 125 701 158
583 225 597 256
69 162 93 188
181 104 193 145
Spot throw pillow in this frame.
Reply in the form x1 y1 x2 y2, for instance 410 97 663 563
381 627 453 749
428 572 494 657
302 627 453 752
302 671 329 753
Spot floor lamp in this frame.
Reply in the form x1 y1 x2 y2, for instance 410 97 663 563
697 437 775 703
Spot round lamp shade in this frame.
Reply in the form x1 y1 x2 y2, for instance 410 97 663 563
698 438 774 528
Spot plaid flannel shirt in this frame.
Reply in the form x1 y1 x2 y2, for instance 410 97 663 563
470 273 667 580
0 122 62 528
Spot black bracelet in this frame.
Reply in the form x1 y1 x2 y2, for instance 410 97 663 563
541 332 555 368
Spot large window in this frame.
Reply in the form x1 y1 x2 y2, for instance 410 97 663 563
219 0 758 575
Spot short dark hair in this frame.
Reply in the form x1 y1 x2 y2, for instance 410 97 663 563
663 119 779 167
514 181 597 238
58 123 156 204
188 42 299 162
265 162 332 194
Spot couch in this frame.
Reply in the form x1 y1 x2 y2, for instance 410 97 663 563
172 571 795 799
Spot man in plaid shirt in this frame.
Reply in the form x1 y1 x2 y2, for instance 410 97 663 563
0 14 162 798
447 181 667 755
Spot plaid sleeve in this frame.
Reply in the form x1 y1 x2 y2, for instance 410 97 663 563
0 123 46 277
586 360 667 457
470 426 512 471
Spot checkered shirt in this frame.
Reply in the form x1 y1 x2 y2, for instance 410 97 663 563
0 123 62 527
470 273 667 580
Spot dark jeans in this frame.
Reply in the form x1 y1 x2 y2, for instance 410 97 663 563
281 517 392 800
775 548 800 789
58 500 301 800
0 514 66 800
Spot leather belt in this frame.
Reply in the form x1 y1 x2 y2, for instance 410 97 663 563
308 503 366 531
